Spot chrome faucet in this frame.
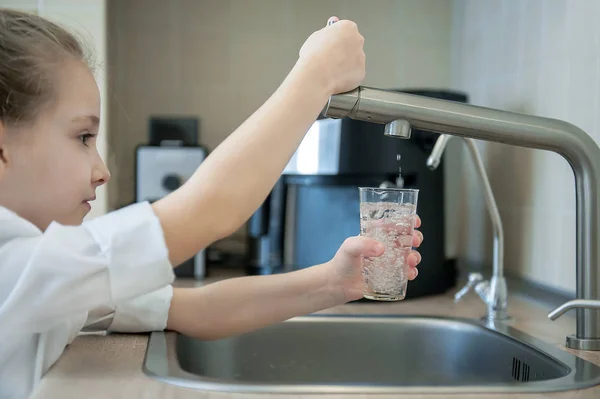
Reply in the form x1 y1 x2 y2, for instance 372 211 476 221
427 134 509 323
322 86 600 350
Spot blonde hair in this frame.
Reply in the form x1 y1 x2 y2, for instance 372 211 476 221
0 8 92 126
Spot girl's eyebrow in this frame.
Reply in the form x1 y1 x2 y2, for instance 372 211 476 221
71 115 99 126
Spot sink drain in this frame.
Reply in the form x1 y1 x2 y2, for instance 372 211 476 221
513 357 539 382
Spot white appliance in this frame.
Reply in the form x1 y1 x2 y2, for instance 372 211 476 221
136 145 208 279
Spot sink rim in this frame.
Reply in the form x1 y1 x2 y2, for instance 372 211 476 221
142 314 600 394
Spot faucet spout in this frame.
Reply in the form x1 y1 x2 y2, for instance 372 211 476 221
427 134 452 170
384 119 412 138
323 86 600 350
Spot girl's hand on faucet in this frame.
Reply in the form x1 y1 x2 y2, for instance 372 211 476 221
326 216 423 303
297 16 366 95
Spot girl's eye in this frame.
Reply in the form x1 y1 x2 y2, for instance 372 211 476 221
79 133 95 146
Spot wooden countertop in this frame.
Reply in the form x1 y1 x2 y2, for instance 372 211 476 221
33 268 600 399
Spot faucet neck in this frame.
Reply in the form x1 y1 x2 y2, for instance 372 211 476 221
324 86 600 347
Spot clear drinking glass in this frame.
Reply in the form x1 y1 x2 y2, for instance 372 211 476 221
359 187 419 301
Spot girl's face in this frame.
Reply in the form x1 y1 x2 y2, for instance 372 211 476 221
0 59 110 230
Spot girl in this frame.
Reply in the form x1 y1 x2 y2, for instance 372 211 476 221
0 9 423 398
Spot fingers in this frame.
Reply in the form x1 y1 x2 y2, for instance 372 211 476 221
409 267 419 280
407 250 422 280
341 236 384 259
407 250 422 268
412 214 422 247
412 230 423 247
414 214 421 228
344 236 422 280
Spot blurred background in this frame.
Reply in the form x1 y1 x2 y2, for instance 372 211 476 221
2 0 597 300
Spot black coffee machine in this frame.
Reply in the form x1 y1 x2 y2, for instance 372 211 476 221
247 90 468 300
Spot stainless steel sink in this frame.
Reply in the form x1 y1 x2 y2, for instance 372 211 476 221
143 315 600 394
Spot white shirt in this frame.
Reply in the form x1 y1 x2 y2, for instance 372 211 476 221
0 202 176 399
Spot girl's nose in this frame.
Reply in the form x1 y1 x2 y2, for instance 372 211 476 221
92 157 111 186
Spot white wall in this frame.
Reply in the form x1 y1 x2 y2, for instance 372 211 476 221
0 0 108 219
451 0 600 294
0 1 36 11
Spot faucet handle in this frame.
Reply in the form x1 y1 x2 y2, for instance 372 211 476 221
548 299 600 351
548 299 600 320
454 272 484 303
474 280 491 303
